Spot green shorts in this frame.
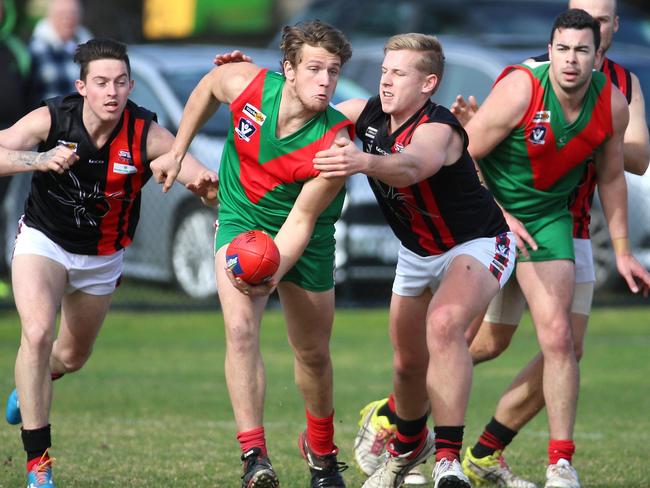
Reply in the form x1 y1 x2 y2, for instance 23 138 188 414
215 219 336 292
517 211 574 262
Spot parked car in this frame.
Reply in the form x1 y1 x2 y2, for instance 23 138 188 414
2 44 399 299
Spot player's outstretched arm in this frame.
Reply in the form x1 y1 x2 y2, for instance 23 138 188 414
0 107 79 175
147 122 219 201
622 72 650 175
315 121 463 186
160 62 262 191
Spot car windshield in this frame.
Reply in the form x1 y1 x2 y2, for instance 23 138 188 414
164 68 369 137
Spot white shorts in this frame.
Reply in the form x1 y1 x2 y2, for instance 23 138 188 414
574 238 596 283
392 233 516 297
484 273 595 326
13 221 124 295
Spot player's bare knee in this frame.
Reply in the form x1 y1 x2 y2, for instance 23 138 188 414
21 324 55 357
393 356 426 383
58 348 92 372
426 312 465 352
537 325 574 357
294 344 330 371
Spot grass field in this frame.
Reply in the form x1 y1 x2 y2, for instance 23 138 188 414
0 306 649 487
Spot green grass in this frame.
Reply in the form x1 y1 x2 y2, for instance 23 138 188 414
0 307 649 487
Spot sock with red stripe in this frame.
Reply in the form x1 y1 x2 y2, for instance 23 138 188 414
377 394 397 425
22 424 51 470
305 409 335 455
471 417 517 459
548 439 575 465
237 426 268 457
434 425 464 462
391 412 428 455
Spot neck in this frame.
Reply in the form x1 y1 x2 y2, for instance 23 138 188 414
548 73 590 121
82 102 121 147
276 84 318 139
388 99 429 134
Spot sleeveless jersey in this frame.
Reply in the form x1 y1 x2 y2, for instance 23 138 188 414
531 54 631 238
478 63 612 227
23 94 155 255
216 69 354 243
356 96 508 257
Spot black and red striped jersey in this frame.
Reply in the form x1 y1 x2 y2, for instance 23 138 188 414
23 94 156 255
531 53 633 238
355 96 508 257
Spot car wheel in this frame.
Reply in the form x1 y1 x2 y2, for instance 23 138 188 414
589 205 616 291
171 203 217 298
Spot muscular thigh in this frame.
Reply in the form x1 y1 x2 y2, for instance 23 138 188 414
278 282 334 351
516 260 575 326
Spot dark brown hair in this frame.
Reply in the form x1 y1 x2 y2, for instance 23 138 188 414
74 38 131 81
280 20 352 68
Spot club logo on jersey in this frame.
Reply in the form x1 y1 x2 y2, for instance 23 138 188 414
365 126 378 139
57 140 78 152
113 163 138 174
529 125 547 145
243 103 266 125
236 117 257 142
532 110 551 123
118 150 132 163
394 142 405 153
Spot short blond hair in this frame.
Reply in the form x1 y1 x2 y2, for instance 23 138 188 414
384 33 445 82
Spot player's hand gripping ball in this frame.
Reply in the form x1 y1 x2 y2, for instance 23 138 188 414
226 230 280 285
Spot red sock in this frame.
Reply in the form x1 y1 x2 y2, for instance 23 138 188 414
237 426 267 456
548 439 575 464
26 452 49 472
306 409 335 455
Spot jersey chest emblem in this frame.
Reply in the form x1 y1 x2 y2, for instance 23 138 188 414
529 125 547 145
236 117 257 142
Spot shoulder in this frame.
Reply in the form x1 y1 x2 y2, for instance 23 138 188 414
334 98 368 124
209 62 267 103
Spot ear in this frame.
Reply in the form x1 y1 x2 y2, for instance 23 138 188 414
423 73 438 94
283 59 296 82
129 78 135 94
595 47 604 67
75 79 86 96
613 15 619 34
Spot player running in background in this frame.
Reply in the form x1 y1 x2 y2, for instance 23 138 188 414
1 38 218 488
313 33 516 488
458 1 650 486
160 21 353 488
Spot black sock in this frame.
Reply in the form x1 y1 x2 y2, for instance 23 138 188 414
377 398 397 425
434 425 464 460
472 417 518 458
21 424 51 462
393 413 428 454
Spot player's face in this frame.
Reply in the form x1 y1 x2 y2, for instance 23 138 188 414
379 50 437 121
569 0 618 53
285 45 341 113
549 27 597 94
76 59 134 123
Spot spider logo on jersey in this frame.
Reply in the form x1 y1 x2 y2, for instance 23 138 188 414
48 171 126 227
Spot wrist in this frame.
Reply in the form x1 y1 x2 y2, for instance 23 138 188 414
612 237 630 255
